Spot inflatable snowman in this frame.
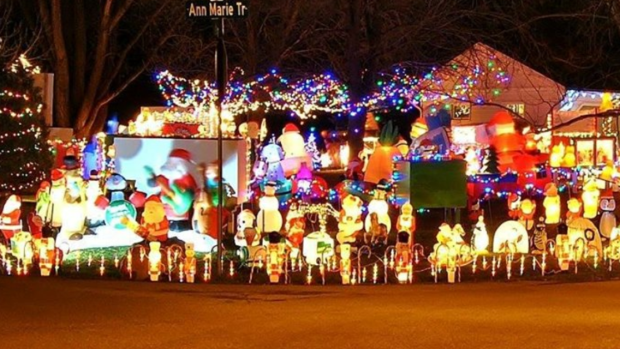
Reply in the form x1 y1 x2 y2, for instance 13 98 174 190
256 182 283 234
59 179 87 241
277 123 311 177
49 170 66 229
364 181 391 233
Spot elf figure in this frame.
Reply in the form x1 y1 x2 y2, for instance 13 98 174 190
35 181 52 224
147 149 197 231
141 196 170 242
0 195 22 241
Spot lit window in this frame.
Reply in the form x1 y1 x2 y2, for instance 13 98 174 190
506 103 525 117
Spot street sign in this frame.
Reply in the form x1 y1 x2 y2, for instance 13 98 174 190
186 0 248 19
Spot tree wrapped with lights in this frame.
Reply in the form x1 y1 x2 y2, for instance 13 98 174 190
304 133 322 170
0 55 51 193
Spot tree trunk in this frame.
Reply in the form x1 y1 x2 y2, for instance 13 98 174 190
48 0 72 127
345 0 365 163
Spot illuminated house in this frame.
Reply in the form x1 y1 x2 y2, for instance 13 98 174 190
423 42 565 129
430 43 619 154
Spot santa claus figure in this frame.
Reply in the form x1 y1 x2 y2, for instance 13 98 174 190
147 149 197 231
1 195 22 240
278 123 311 177
141 196 170 242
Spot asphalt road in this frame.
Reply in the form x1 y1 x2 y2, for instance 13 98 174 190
1 278 619 349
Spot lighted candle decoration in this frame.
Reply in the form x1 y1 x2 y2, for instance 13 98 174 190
203 255 212 282
99 256 105 276
339 244 352 285
148 242 162 282
543 183 560 224
582 179 600 219
127 250 133 278
229 260 234 277
372 263 379 284
306 265 312 285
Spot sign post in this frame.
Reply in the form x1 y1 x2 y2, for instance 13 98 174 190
187 0 248 276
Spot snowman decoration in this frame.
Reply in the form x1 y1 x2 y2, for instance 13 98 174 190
599 190 616 239
278 123 311 177
49 170 66 229
59 179 87 241
364 180 392 234
85 171 106 228
256 182 283 234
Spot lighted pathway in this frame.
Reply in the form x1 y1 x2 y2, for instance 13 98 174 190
0 278 618 349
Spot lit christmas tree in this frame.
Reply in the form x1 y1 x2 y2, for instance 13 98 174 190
0 55 51 193
305 133 321 170
481 146 500 174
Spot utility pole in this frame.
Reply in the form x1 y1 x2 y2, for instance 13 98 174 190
186 0 248 276
215 18 226 276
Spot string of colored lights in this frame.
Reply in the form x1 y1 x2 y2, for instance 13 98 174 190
156 69 350 120
363 59 510 113
0 55 49 192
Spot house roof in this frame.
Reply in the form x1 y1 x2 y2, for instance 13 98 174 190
446 42 566 91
